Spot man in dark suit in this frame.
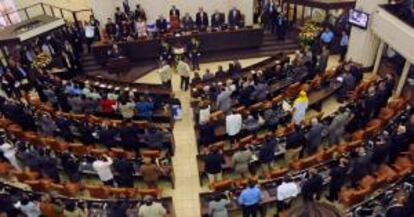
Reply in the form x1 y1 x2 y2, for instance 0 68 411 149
156 15 168 34
196 7 209 31
276 12 289 40
105 18 117 40
169 5 180 19
211 10 225 29
113 157 135 187
228 7 242 27
328 158 348 201
181 13 194 31
302 168 324 201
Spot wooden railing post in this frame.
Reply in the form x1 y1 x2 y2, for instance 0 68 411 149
60 8 64 18
24 8 29 20
50 5 55 17
41 3 46 15
5 14 12 25
73 12 79 26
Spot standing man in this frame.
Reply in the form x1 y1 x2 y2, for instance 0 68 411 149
92 155 114 186
203 146 226 184
159 61 172 87
228 7 242 28
216 88 233 114
138 195 167 217
169 5 180 19
276 12 288 40
181 13 194 31
238 180 262 217
177 59 191 91
211 10 225 29
196 7 209 31
328 158 348 201
226 110 242 143
306 118 325 155
339 31 349 61
187 37 201 70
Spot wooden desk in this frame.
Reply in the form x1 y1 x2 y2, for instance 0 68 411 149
106 57 132 74
92 27 264 64
0 181 176 217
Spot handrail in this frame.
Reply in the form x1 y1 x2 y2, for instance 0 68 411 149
1 2 91 17
0 2 93 27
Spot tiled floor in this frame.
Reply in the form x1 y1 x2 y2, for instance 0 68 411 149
136 55 343 217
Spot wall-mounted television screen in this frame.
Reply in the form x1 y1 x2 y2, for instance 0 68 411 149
348 9 370 29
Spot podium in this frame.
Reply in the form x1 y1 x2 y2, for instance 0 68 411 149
106 56 132 75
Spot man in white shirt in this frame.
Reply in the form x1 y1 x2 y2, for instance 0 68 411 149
0 139 21 171
92 155 114 186
177 59 191 91
276 176 299 212
226 111 242 143
159 62 172 87
138 195 167 217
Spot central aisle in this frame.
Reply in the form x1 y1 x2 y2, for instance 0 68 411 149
137 57 268 217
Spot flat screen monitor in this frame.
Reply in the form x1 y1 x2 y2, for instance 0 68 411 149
348 9 370 29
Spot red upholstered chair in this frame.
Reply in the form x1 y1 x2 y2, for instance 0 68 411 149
364 119 383 136
271 95 284 104
392 157 413 177
69 143 90 155
266 168 289 180
0 162 11 175
351 130 365 141
25 179 51 192
39 202 62 217
210 179 234 192
141 150 161 159
239 135 254 147
387 98 406 111
90 148 106 157
85 185 111 199
210 110 224 121
12 170 39 182
378 108 395 122
7 124 23 138
0 118 12 128
285 82 301 99
137 188 162 199
340 187 371 207
359 175 378 193
250 102 264 113
375 164 398 186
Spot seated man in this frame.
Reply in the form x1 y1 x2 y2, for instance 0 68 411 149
211 10 225 29
228 6 242 27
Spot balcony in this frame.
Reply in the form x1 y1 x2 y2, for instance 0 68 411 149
371 4 414 63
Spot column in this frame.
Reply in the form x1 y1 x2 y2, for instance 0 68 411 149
346 0 388 67
372 41 386 75
395 61 411 97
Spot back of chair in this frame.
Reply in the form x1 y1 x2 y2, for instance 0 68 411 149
142 150 161 159
39 202 61 217
137 188 161 199
210 179 234 192
85 185 110 199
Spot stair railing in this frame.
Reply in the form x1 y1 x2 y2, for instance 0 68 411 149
0 2 93 27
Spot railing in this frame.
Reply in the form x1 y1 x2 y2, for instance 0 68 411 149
381 3 414 28
0 2 93 26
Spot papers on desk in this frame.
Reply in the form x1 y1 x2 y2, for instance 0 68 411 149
282 100 292 112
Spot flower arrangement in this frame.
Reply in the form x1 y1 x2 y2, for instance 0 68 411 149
298 21 322 48
31 52 52 69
